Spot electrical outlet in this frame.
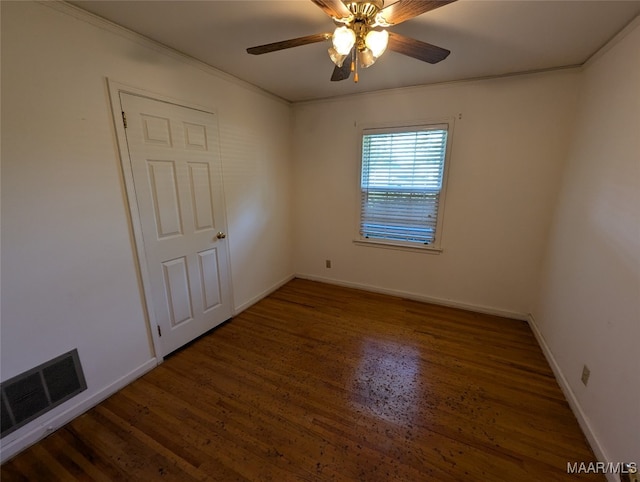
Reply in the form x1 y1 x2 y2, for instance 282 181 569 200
581 365 590 386
325 259 332 268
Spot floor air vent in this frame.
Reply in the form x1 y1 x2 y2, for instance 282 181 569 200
1 349 86 438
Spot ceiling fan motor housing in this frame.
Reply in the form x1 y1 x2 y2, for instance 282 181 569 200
345 0 384 21
344 1 385 51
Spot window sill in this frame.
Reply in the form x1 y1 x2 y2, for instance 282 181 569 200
353 238 443 254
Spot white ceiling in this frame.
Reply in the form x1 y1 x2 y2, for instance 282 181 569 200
70 0 640 102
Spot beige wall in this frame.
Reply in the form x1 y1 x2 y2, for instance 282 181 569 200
292 71 579 318
1 1 293 458
2 0 637 468
533 20 640 465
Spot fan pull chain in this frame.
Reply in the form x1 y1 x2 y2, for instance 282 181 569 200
354 50 359 83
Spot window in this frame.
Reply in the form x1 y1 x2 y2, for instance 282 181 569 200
358 123 451 250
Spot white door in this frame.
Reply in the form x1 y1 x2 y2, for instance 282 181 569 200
120 93 232 356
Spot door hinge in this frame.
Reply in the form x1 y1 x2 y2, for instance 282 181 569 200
122 111 127 128
157 325 162 337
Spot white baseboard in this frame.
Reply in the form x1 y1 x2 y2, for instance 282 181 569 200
0 275 295 463
0 358 157 463
296 273 529 321
233 273 295 315
527 314 618 482
294 275 617 480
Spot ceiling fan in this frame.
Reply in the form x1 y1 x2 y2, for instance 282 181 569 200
247 0 456 83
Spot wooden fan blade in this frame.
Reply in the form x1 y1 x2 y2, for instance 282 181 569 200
310 0 352 21
387 31 450 64
377 0 456 26
247 33 331 55
330 53 353 81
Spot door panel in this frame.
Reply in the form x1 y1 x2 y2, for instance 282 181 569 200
188 162 215 232
147 160 183 238
162 257 193 327
198 248 222 312
121 93 232 356
184 122 208 150
141 114 173 146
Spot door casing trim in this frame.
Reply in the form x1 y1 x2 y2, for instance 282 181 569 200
106 78 234 360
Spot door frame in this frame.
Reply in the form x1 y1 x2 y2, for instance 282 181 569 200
107 79 234 361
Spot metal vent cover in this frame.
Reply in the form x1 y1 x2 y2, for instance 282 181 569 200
1 349 86 438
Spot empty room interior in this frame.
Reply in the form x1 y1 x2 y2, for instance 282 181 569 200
1 1 639 480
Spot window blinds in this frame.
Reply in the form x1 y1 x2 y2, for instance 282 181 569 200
360 126 448 245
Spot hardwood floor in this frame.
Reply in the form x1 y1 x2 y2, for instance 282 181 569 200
1 279 601 481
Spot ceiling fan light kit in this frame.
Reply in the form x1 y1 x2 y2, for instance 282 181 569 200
332 25 356 55
247 0 456 84
328 47 348 67
365 29 389 57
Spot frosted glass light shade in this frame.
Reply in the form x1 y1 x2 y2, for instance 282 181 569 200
332 26 356 56
365 29 389 58
359 48 376 68
328 47 347 67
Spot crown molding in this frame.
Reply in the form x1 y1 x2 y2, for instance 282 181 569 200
583 14 640 69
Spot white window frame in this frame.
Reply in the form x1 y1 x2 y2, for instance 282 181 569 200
354 120 454 253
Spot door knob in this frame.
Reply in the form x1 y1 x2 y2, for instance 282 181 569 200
216 232 226 239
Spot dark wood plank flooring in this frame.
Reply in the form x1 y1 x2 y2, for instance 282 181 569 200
1 279 601 481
